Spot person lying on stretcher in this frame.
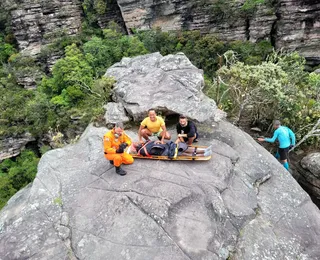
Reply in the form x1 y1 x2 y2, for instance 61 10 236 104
129 140 212 157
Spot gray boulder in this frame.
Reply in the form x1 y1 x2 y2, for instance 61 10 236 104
1 121 320 260
103 102 131 129
301 153 320 177
105 52 225 122
298 152 320 206
0 133 35 161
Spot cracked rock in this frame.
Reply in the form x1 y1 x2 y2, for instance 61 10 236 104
103 102 131 128
1 121 320 259
105 52 226 123
60 212 69 226
55 224 70 241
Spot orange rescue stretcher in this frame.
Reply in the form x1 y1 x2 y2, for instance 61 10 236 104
126 144 212 161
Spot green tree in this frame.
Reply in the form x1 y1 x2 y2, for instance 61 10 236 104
0 150 39 209
84 29 148 77
119 36 148 57
0 65 34 137
215 51 288 123
137 30 273 76
137 29 179 54
25 91 55 137
83 36 112 76
36 42 116 137
82 0 107 26
211 50 320 144
41 43 94 105
242 0 266 11
0 40 16 63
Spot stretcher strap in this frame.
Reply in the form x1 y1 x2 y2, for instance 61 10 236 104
192 147 197 156
174 146 178 159
137 141 152 157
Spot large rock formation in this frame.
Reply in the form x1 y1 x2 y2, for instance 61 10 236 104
116 0 273 40
299 152 320 206
103 102 131 128
0 134 35 161
3 0 82 56
3 0 319 69
0 0 83 87
1 52 320 259
275 0 320 66
106 52 225 122
116 0 320 66
1 121 320 259
301 153 320 177
96 0 127 31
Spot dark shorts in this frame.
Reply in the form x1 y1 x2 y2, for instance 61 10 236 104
278 147 290 160
183 132 199 143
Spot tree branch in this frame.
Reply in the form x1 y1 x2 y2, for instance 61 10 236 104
290 118 320 151
73 80 102 98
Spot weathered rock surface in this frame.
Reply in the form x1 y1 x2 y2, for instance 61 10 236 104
298 152 320 207
301 153 320 177
96 0 127 32
116 0 263 39
1 121 320 259
5 0 82 55
15 69 43 90
0 134 35 161
3 0 319 75
275 0 320 66
0 0 83 87
106 52 225 122
103 102 131 128
116 0 320 66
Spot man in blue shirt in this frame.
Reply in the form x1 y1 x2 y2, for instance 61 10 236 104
258 120 295 170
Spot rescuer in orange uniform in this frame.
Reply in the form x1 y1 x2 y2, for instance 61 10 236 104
103 122 133 176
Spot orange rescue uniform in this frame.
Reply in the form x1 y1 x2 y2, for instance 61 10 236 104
103 129 134 167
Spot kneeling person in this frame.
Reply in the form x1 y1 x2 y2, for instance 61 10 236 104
138 109 171 144
103 122 133 176
176 115 198 145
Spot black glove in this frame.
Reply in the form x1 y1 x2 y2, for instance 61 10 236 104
116 143 128 153
116 147 124 153
289 144 294 150
121 143 128 149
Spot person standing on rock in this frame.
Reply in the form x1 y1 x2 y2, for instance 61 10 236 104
176 115 199 145
258 120 295 171
138 109 171 144
103 122 133 176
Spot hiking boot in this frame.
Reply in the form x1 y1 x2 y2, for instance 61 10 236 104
109 160 114 166
115 166 127 176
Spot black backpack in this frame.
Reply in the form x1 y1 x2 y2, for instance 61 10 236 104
138 141 177 158
138 141 166 157
166 141 177 159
